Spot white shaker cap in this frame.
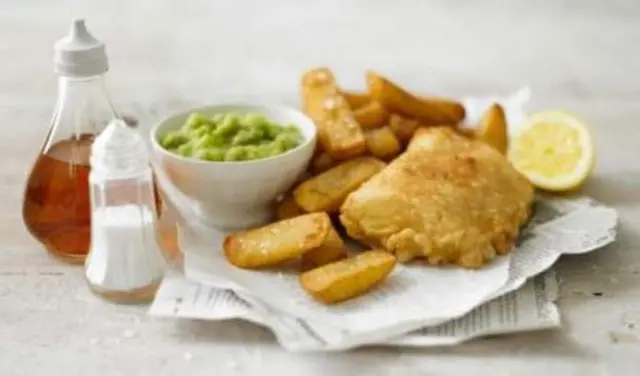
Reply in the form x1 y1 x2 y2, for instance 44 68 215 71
54 19 108 77
91 119 149 178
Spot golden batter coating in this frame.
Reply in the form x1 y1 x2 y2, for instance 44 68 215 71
340 127 534 268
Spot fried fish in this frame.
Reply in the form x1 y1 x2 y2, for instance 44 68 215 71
340 127 534 268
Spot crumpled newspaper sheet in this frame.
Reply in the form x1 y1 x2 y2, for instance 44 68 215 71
150 267 560 351
148 88 618 351
149 195 616 351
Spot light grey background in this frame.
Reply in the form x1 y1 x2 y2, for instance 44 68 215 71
1 1 639 375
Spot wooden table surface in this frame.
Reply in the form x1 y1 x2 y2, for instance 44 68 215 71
1 1 639 375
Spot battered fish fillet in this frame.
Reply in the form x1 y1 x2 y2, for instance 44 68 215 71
339 127 534 268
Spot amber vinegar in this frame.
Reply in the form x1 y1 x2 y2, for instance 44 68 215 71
23 135 95 262
23 134 177 263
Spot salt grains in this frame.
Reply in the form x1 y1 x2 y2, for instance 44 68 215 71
84 119 168 302
85 205 167 292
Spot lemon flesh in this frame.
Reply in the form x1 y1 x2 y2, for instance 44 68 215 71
508 110 595 191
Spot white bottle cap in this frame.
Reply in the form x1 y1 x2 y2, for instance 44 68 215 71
54 19 108 77
91 119 149 178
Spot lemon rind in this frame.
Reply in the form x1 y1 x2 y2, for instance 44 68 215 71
508 110 595 192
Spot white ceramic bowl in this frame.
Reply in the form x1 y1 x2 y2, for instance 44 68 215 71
150 104 316 230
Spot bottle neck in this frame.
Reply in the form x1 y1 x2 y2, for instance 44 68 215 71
56 75 118 119
45 74 119 154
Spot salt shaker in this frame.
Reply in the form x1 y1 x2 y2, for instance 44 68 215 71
85 119 168 303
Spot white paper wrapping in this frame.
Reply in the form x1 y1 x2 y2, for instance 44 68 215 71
148 194 615 351
148 88 618 351
150 268 559 351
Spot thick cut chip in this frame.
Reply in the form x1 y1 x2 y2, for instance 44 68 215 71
365 126 402 160
310 151 336 175
388 114 422 144
301 226 348 271
301 68 366 160
223 212 331 269
342 91 372 110
477 103 508 154
293 157 386 214
295 170 313 184
353 101 389 129
275 193 305 220
455 127 477 139
366 71 465 125
299 250 396 304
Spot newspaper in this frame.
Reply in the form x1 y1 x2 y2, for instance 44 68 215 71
147 88 619 351
150 268 559 351
149 189 617 351
387 270 560 347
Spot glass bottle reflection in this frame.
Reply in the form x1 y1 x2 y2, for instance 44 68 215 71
23 74 118 263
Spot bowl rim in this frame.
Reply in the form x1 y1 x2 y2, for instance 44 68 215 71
150 103 317 166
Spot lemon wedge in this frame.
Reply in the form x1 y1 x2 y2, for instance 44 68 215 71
508 110 595 192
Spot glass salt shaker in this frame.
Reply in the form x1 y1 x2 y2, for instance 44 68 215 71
22 19 119 263
85 119 168 303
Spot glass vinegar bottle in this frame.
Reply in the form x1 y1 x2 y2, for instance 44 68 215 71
22 19 119 263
